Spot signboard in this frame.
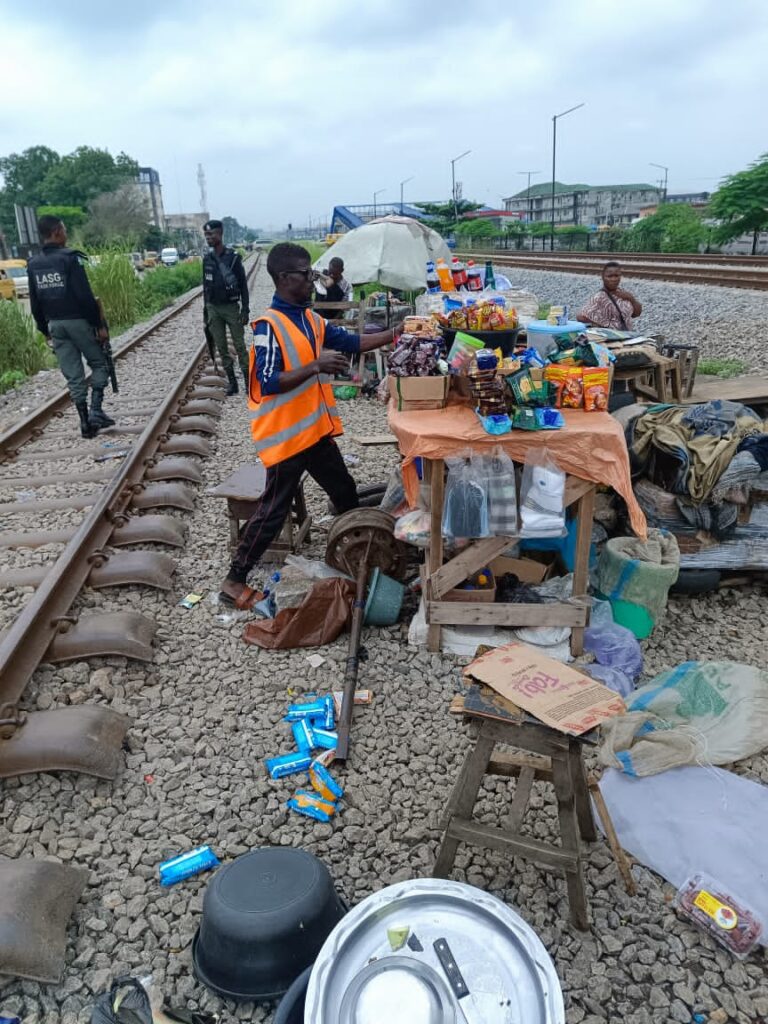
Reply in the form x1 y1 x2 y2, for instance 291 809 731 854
14 204 38 246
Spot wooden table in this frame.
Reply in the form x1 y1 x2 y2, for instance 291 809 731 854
424 459 594 656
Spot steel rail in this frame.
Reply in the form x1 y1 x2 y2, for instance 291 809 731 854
456 252 768 290
458 250 768 266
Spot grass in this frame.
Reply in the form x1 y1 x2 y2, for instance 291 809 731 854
0 301 56 394
697 358 748 378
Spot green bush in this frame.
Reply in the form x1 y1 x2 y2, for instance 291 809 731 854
86 253 142 331
698 358 747 378
0 301 56 393
138 260 201 317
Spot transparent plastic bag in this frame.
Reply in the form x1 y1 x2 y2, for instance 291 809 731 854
584 662 634 698
675 873 763 959
380 465 408 515
485 449 518 536
519 448 566 538
394 507 431 547
284 554 352 580
442 455 489 539
584 623 643 682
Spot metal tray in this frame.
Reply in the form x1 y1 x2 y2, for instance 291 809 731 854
305 879 564 1024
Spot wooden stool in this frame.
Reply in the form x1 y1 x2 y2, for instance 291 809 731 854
614 352 683 404
434 711 596 930
208 462 311 562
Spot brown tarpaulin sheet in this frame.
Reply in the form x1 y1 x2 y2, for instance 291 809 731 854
242 577 355 649
388 398 647 538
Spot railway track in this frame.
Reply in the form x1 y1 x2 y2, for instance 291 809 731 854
457 251 768 290
0 255 259 781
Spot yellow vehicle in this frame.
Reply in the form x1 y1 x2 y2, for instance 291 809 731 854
143 251 159 268
324 233 343 246
0 259 28 300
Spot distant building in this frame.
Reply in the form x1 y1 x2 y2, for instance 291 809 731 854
461 207 526 230
137 167 165 228
165 212 210 250
503 182 662 227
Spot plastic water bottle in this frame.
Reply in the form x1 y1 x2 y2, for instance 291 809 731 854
426 261 441 293
466 260 483 291
436 258 454 292
451 256 467 289
484 260 496 290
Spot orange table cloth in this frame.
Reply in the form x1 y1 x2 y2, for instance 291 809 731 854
388 399 647 539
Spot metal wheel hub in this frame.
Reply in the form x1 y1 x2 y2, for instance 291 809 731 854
325 508 408 581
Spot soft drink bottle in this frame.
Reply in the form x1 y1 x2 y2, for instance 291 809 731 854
466 260 483 291
484 260 496 290
426 260 440 293
436 258 454 292
451 256 467 289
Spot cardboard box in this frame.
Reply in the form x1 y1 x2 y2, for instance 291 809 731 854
464 642 625 736
389 375 449 411
444 569 496 603
490 556 550 585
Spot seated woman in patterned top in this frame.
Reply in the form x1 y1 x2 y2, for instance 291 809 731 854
576 261 642 330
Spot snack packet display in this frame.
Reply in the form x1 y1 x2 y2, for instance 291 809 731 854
583 367 610 411
505 368 534 405
561 367 584 408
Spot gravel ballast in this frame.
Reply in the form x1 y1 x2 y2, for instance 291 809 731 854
1 265 767 1023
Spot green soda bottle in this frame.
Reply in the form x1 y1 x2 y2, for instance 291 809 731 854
484 260 496 290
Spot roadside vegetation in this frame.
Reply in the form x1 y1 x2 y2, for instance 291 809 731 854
0 301 56 394
698 358 748 378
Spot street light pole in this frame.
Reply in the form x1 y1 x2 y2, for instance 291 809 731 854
550 103 585 251
399 176 414 215
517 169 541 224
451 150 471 223
373 188 386 219
649 162 669 204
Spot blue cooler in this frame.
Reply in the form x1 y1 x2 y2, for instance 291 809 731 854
525 320 585 359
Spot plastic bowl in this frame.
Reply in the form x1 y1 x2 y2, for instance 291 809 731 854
364 568 405 626
192 847 346 1002
274 966 311 1024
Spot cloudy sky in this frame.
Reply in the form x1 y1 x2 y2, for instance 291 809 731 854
4 0 767 231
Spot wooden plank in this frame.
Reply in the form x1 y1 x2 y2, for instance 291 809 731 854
563 477 594 508
505 766 536 833
488 751 552 781
470 717 570 756
685 375 768 406
428 600 588 628
431 535 514 598
571 485 595 657
446 817 574 869
350 433 397 445
426 459 445 653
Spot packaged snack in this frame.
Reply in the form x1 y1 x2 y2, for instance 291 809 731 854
487 306 506 330
535 408 565 430
332 690 373 716
294 789 337 816
511 407 539 430
505 368 534 405
322 693 335 731
291 719 315 752
477 411 512 435
310 726 338 750
448 308 468 330
309 762 345 802
583 367 610 411
505 307 518 329
178 593 204 609
287 793 335 823
544 364 566 406
284 699 326 722
265 752 312 779
159 845 220 886
560 367 584 408
675 873 763 958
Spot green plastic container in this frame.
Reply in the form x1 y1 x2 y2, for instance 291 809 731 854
364 568 404 626
598 592 655 639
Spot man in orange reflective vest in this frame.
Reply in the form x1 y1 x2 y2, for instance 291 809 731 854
219 243 394 605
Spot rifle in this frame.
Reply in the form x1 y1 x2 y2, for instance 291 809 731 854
95 297 119 393
204 319 218 370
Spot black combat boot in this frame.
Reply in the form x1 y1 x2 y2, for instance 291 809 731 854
89 387 116 430
76 401 98 439
225 366 239 396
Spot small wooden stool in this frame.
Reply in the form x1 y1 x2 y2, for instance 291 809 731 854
434 707 597 930
614 351 683 404
208 462 311 562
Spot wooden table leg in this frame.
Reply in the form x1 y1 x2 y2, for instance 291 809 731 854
569 739 597 842
433 725 496 878
655 361 668 403
570 485 595 656
551 750 590 930
426 458 445 653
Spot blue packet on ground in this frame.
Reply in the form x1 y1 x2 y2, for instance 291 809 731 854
291 719 315 752
322 694 335 731
310 726 338 750
266 752 312 778
284 699 326 722
310 762 344 802
287 795 334 822
159 845 220 886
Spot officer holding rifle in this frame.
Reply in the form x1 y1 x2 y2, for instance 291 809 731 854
28 214 116 439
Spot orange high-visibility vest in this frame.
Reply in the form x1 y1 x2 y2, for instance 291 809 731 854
248 309 342 466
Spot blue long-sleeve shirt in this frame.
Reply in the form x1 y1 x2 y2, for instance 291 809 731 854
254 294 360 395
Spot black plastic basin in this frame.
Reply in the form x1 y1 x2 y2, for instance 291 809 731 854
192 847 345 1002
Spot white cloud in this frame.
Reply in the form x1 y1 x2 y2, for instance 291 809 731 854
3 0 767 228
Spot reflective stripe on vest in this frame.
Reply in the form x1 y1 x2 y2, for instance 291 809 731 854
248 309 343 466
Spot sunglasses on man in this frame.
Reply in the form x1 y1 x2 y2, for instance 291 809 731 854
281 268 318 281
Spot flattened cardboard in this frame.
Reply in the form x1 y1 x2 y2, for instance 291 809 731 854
464 642 625 736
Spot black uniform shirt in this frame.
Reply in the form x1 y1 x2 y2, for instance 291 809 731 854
28 244 100 336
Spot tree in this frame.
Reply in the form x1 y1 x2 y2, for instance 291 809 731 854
81 184 150 249
37 205 88 231
221 216 245 245
454 217 498 240
709 153 768 255
627 204 704 253
39 147 139 208
528 222 551 251
0 145 62 245
414 199 483 236
555 224 590 251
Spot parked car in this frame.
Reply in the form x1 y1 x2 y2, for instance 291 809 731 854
160 247 179 267
130 252 144 272
0 259 29 298
143 251 159 268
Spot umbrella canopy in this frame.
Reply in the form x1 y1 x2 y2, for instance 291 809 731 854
314 216 451 291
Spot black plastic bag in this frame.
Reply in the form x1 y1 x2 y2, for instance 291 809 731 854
90 977 152 1024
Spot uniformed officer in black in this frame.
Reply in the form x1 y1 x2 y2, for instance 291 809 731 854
28 215 115 438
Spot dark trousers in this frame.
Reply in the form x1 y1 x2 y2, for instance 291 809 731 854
227 436 358 583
